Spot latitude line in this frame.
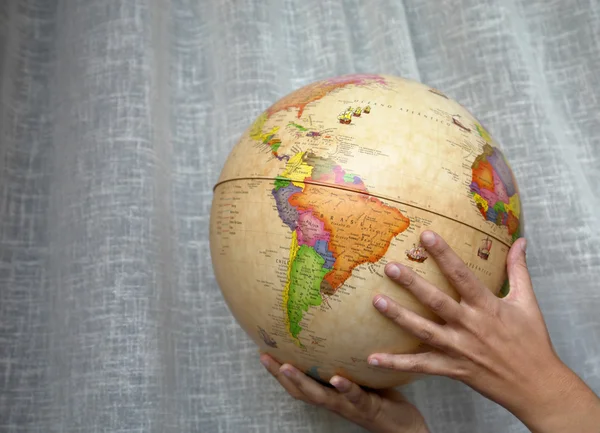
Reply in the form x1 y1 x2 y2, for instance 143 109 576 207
213 177 512 248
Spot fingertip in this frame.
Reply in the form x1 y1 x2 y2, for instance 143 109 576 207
373 295 388 312
507 238 528 267
280 364 298 380
384 262 401 279
330 375 351 392
367 355 380 366
517 238 527 254
420 230 436 247
259 354 270 368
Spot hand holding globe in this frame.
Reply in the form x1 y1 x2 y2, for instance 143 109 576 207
261 232 600 433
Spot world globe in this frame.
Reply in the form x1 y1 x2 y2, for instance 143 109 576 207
209 74 522 388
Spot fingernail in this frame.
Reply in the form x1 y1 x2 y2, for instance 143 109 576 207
373 296 388 312
368 357 379 366
260 357 269 368
521 238 527 253
385 263 401 279
330 377 350 392
282 367 295 378
421 231 435 246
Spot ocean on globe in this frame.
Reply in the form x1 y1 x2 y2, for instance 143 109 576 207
209 74 523 389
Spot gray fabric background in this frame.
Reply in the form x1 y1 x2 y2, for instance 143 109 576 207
1 0 599 432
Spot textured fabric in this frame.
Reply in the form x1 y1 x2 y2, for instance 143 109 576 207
0 0 599 432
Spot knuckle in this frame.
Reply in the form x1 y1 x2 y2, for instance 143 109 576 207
450 267 471 284
514 258 528 270
386 305 402 321
433 241 450 256
289 391 304 401
449 364 470 380
406 359 426 374
400 270 417 288
429 297 447 313
312 398 325 407
328 399 344 414
417 328 434 343
309 391 327 407
347 394 362 406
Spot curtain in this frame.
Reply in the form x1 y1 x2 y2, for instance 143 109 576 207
1 0 598 431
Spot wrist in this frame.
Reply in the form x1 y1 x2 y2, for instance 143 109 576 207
512 362 600 433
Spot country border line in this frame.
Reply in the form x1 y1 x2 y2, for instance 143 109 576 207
213 177 512 248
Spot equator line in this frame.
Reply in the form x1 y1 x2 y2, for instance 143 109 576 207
213 176 511 248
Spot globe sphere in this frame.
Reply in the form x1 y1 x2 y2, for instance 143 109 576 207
210 74 522 388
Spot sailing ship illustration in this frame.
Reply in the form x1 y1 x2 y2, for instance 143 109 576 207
477 237 492 260
406 243 428 263
338 107 354 124
452 115 472 132
337 105 371 123
257 326 278 348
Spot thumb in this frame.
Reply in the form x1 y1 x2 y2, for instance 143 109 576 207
504 238 535 302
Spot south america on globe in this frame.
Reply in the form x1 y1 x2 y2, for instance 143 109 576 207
209 74 523 388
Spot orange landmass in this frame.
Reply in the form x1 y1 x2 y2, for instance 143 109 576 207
266 74 386 119
507 211 519 236
289 184 410 294
472 160 495 191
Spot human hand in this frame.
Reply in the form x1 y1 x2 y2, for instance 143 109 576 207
368 231 600 433
259 353 429 433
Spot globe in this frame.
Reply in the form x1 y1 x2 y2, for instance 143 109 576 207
209 74 522 389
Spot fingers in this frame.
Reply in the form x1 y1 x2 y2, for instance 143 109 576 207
368 351 466 379
260 354 377 418
384 262 462 322
330 376 373 413
505 238 535 301
260 354 306 401
279 364 337 408
373 295 456 352
261 354 347 412
419 231 492 305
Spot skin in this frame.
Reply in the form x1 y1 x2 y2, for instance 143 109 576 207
260 231 600 432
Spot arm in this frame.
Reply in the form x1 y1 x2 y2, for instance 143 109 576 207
368 232 600 433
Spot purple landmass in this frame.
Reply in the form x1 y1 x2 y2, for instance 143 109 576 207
272 184 302 230
470 181 481 195
488 149 517 196
314 239 335 269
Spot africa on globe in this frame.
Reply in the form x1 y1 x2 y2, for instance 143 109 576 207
209 74 522 388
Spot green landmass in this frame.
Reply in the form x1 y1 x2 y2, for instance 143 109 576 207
287 245 328 338
304 153 336 180
288 122 308 131
343 173 358 183
273 176 291 191
493 201 506 213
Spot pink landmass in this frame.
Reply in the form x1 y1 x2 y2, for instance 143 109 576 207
333 166 348 185
492 169 510 203
478 188 501 209
296 211 330 247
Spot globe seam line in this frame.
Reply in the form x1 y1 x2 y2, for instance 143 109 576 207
213 177 512 248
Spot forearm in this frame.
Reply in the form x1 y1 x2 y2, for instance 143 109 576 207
512 365 600 433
